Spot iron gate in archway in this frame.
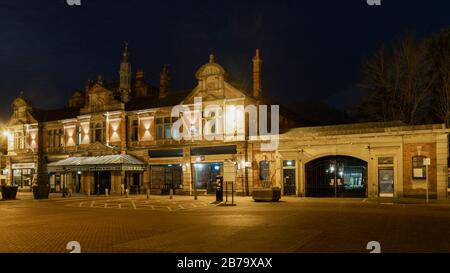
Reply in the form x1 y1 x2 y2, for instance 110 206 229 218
305 156 367 197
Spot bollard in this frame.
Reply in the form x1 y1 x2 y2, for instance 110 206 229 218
105 189 109 197
194 189 198 200
125 189 129 198
146 188 150 199
170 189 173 200
68 189 73 197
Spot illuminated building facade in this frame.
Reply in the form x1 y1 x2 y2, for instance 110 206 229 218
2 46 294 196
2 45 449 200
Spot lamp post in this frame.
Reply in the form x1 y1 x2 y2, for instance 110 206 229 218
62 168 66 198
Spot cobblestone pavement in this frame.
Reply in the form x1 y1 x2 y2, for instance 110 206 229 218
1 194 450 253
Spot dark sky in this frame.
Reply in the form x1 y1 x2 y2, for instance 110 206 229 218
0 0 449 121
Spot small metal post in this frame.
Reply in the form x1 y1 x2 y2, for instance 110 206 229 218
194 182 198 200
225 182 228 204
105 188 109 197
232 182 234 205
146 188 150 199
170 188 173 199
426 164 429 204
125 189 129 198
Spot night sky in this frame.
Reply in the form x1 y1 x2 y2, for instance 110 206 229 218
1 0 449 121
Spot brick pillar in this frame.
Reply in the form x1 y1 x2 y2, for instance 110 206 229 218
436 134 448 200
183 147 192 195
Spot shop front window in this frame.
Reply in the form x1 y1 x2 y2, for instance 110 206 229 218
12 169 34 189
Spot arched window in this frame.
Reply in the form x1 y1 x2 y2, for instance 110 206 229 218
412 156 427 179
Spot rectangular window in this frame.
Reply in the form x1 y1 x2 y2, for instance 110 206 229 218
378 157 394 165
131 119 139 142
283 160 296 168
77 126 82 146
164 124 172 139
156 117 179 140
172 117 180 140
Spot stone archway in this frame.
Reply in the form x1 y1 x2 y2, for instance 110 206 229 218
305 155 368 197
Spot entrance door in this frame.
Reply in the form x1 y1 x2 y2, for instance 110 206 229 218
75 173 81 193
283 169 296 195
379 168 394 197
94 171 111 195
193 163 223 194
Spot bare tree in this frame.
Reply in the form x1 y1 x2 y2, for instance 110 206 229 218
433 60 450 127
429 29 450 127
357 34 435 124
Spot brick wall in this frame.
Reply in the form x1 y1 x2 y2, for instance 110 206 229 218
403 143 437 197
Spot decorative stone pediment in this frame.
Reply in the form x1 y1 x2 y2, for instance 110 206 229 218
84 141 118 156
81 84 124 114
7 96 37 126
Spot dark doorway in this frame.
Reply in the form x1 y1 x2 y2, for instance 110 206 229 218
94 171 111 195
305 156 367 197
75 173 81 193
283 169 296 195
130 172 141 194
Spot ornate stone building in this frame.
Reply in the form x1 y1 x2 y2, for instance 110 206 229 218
2 45 294 196
2 45 449 200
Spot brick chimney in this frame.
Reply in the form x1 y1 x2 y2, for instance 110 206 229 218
159 65 170 99
252 49 262 98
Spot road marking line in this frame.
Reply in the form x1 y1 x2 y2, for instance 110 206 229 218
79 202 83 207
178 205 185 209
151 205 154 210
104 203 107 208
131 200 137 209
118 204 122 209
90 201 95 207
167 207 172 211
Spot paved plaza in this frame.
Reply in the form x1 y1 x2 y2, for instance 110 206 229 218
1 193 450 253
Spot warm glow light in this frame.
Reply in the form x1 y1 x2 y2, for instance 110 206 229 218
109 119 121 142
3 131 11 138
140 117 153 141
65 127 76 147
81 122 90 144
